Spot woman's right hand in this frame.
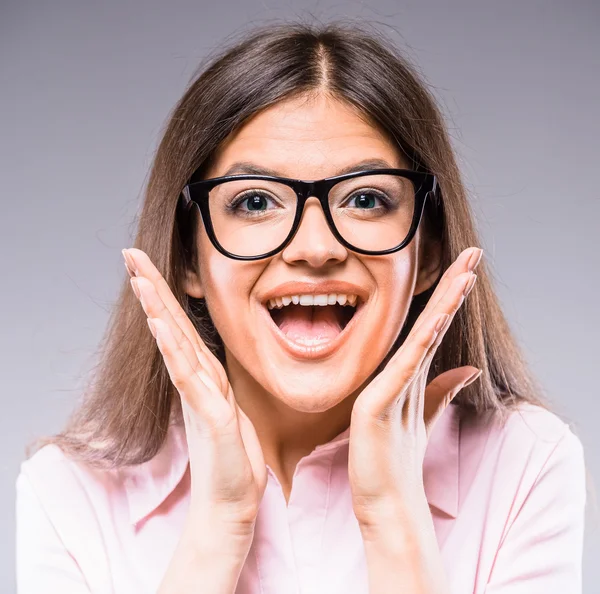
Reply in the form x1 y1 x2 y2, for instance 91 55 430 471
122 248 267 539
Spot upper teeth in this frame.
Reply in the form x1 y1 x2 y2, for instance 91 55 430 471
266 293 359 310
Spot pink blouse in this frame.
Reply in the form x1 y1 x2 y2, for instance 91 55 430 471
15 401 586 593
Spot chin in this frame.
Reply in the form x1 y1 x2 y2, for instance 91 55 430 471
272 392 349 414
261 368 362 413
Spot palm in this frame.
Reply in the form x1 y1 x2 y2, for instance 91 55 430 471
194 344 267 498
233 389 268 498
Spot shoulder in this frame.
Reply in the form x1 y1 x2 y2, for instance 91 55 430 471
16 428 189 592
15 443 131 592
501 402 586 496
463 401 584 461
16 443 128 544
16 423 190 532
18 442 125 505
458 402 586 514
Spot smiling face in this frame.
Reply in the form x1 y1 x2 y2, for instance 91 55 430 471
184 92 441 421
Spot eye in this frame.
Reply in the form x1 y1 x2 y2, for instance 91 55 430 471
345 190 392 210
227 191 280 215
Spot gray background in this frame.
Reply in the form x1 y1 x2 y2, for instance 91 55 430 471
2 0 598 591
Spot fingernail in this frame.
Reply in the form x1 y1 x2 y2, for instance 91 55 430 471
122 249 138 276
462 369 482 388
463 273 477 297
123 260 135 278
130 277 141 300
467 248 483 272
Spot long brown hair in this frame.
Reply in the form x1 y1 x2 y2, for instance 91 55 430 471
27 20 572 473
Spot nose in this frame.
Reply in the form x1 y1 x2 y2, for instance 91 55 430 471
281 196 348 267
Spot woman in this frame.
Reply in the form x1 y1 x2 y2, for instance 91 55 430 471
16 21 587 594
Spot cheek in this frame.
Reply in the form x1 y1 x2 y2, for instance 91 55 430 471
365 251 418 343
373 244 417 303
198 248 263 345
204 259 243 314
387 254 418 308
195 226 240 313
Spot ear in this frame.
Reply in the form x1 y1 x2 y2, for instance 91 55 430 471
413 228 443 297
182 260 205 299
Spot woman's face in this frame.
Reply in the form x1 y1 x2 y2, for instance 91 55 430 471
184 93 441 414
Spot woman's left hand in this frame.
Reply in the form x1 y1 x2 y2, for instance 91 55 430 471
348 246 483 532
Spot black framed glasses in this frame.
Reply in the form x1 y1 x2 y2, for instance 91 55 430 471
179 168 438 261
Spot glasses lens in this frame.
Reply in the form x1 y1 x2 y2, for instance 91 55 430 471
329 174 416 252
207 174 417 257
208 179 297 257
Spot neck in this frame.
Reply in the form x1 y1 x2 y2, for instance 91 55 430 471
224 351 356 500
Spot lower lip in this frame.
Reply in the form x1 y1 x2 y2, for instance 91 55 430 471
259 300 367 360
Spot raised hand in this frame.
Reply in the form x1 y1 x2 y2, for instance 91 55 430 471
348 246 484 529
122 248 267 535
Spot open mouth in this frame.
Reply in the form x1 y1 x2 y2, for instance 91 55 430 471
268 302 358 340
262 292 365 352
259 293 367 359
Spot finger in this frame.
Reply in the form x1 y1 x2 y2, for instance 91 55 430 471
419 270 477 364
401 270 474 371
408 271 478 425
407 265 476 360
125 248 225 385
124 248 223 372
423 366 481 434
408 247 482 341
363 269 476 420
149 317 234 431
358 311 448 420
408 271 476 394
133 275 202 371
407 247 478 341
360 265 479 424
133 275 230 401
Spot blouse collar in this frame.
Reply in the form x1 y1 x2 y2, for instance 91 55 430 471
124 403 460 525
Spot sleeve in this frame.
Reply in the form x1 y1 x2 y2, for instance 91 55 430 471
15 469 92 594
485 426 587 593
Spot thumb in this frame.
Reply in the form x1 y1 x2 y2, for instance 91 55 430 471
423 366 482 432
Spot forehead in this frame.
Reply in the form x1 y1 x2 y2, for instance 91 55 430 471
205 94 409 178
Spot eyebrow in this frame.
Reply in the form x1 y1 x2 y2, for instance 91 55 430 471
221 158 398 178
